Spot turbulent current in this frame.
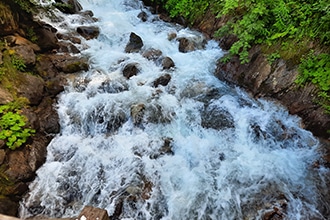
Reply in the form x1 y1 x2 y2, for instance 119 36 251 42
20 0 329 219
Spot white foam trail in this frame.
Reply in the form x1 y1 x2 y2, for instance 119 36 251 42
20 0 328 219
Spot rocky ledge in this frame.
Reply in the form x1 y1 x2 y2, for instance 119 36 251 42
0 0 98 216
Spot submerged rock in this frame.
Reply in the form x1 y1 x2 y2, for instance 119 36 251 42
131 104 145 125
201 104 235 130
142 48 162 61
77 26 100 40
153 74 171 87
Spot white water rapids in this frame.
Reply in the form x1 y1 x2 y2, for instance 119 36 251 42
20 0 329 219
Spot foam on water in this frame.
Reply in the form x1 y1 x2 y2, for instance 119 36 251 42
20 0 329 219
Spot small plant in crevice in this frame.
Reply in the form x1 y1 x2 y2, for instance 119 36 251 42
0 103 35 150
11 54 26 72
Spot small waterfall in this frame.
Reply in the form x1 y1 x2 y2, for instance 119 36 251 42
20 0 329 219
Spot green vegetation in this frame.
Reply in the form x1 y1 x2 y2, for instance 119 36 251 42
0 101 35 150
12 0 37 13
11 54 26 72
0 43 35 150
151 0 330 113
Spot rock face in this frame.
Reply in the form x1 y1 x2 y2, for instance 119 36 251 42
186 7 330 139
0 0 93 216
215 45 330 139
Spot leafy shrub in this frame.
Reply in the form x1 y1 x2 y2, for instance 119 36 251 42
0 103 35 150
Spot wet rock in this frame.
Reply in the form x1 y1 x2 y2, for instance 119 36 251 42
54 0 83 14
178 37 195 53
131 104 145 125
138 11 148 22
79 10 94 18
125 32 144 53
123 63 139 79
57 33 82 44
98 79 128 94
17 73 45 105
51 54 89 73
142 48 162 61
178 36 206 53
146 104 174 124
58 41 80 53
36 97 60 134
201 105 235 130
0 87 14 104
45 76 66 97
13 45 36 66
77 26 100 40
150 138 174 159
153 74 171 87
161 56 175 69
105 110 127 133
28 135 48 173
168 32 177 41
0 197 18 216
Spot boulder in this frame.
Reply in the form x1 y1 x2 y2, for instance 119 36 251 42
58 41 80 53
45 76 66 97
125 32 144 53
178 36 207 53
35 27 59 52
122 63 139 79
161 56 175 69
13 45 36 66
178 37 195 53
138 11 148 22
0 197 18 216
5 150 34 182
77 26 100 40
4 35 40 52
50 54 89 73
17 73 45 105
36 97 60 134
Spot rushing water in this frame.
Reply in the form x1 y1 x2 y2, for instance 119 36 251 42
20 0 329 219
